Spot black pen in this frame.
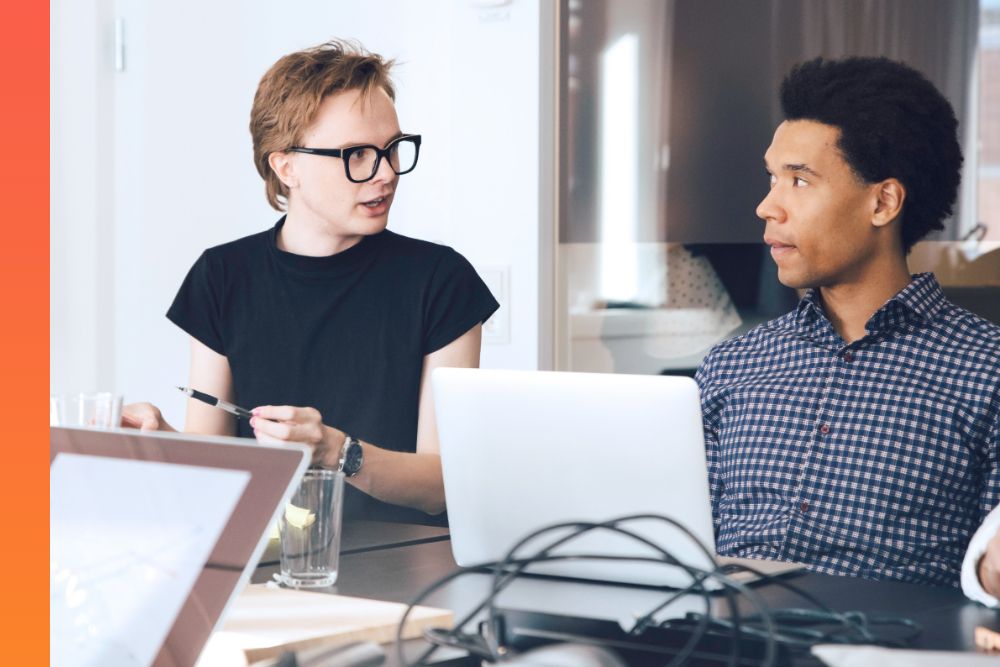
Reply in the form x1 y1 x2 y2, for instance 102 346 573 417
176 386 253 420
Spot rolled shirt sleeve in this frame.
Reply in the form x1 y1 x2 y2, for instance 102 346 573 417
962 503 1000 607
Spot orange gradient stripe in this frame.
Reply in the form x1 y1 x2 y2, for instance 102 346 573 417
0 1 49 663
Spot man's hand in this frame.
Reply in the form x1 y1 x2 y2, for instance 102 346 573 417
978 529 1000 599
121 402 175 432
251 405 346 468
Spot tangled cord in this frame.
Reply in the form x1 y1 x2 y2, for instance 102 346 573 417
393 514 920 666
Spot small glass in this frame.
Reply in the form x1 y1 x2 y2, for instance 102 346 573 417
277 469 344 588
50 392 123 429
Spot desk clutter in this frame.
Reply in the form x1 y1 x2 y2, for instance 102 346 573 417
398 514 929 667
200 584 452 665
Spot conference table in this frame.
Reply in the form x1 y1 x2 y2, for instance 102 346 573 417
252 521 1000 666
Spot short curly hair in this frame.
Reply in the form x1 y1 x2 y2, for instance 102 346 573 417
250 40 396 211
780 57 963 253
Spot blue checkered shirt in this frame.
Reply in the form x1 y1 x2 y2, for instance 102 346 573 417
696 273 1000 587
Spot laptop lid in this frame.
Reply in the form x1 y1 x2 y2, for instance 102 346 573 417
433 368 716 588
50 427 310 667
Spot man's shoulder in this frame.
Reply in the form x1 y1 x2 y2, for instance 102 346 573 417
701 310 799 368
935 302 1000 353
931 302 1000 382
374 230 478 281
200 228 271 263
377 229 453 258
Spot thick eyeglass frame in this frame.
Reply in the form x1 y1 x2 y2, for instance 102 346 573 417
287 134 422 183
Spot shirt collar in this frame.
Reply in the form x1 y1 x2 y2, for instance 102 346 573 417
793 272 946 337
888 272 947 323
793 288 826 333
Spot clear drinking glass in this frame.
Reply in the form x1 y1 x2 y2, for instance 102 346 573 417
277 469 344 588
50 392 123 429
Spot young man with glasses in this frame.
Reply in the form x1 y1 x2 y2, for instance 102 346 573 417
124 41 498 524
697 56 1000 587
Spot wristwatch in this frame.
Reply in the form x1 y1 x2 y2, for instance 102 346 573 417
338 435 364 477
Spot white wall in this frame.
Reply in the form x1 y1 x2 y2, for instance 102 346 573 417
51 0 555 426
448 1 556 370
51 0 116 396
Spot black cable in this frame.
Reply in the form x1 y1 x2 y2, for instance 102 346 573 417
689 610 921 649
482 515 751 667
661 562 922 650
523 517 769 667
396 553 712 667
481 517 729 664
710 562 921 646
397 522 778 666
394 514 781 667
394 516 923 664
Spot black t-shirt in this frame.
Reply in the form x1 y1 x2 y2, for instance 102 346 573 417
166 218 499 524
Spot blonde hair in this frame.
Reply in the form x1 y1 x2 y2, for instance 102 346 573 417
250 39 396 210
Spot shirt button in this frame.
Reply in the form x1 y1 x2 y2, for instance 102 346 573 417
843 351 854 362
800 501 810 513
819 424 830 435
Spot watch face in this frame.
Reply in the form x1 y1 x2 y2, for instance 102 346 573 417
344 440 364 475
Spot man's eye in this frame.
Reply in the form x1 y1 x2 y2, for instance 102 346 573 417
767 173 777 186
794 176 808 187
350 147 374 162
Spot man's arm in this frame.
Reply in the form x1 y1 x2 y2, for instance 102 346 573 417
252 324 482 515
121 337 240 435
962 504 1000 606
342 324 481 514
962 411 1000 605
184 337 238 436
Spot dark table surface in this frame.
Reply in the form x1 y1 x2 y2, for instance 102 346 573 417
255 522 1000 665
256 519 451 567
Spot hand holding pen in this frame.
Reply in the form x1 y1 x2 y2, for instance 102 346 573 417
250 405 347 468
176 386 253 419
177 387 345 465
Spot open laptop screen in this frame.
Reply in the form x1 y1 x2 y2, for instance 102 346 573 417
50 427 310 667
433 368 716 588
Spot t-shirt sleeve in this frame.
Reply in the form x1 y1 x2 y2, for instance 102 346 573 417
422 248 500 355
166 250 227 356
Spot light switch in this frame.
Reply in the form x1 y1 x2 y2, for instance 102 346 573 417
479 265 510 345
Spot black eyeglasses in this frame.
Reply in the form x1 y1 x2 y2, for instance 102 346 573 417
288 134 422 183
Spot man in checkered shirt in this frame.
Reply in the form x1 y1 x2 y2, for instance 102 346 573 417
696 56 1000 588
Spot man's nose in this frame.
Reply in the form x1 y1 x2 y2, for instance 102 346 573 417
371 153 396 184
756 187 783 224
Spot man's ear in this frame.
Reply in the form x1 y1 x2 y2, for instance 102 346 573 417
268 151 299 190
872 178 905 229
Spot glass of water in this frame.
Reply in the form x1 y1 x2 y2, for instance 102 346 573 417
277 469 344 588
50 392 123 429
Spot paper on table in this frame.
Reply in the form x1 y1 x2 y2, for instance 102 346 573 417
200 583 453 665
813 644 1000 666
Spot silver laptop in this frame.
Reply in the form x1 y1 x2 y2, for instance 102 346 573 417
50 427 310 667
433 368 800 589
